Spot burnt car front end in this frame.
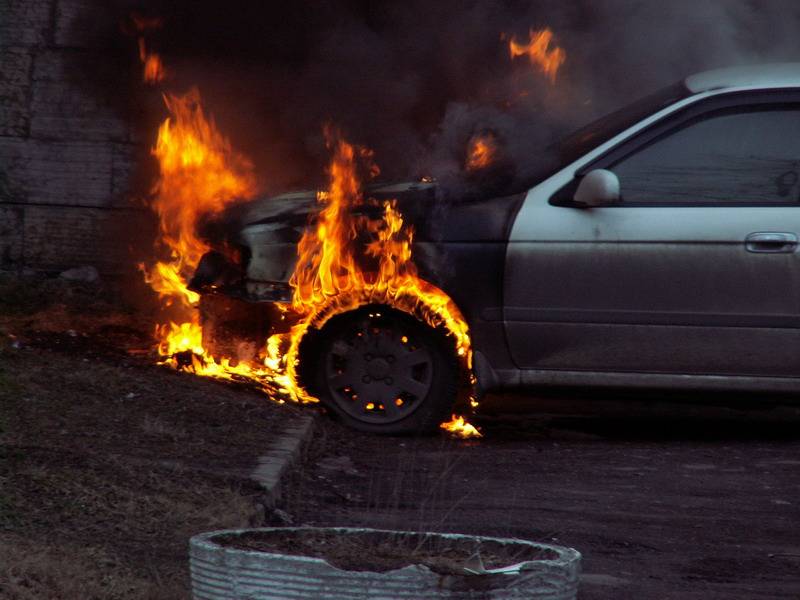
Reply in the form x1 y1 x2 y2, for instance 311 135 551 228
188 179 524 432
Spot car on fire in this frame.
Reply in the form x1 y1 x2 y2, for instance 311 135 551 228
190 64 800 434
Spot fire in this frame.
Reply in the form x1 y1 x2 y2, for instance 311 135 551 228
132 14 166 84
139 39 166 84
281 129 476 426
507 28 566 83
285 129 473 359
466 132 498 171
144 88 256 307
139 79 478 436
440 414 482 439
140 88 270 388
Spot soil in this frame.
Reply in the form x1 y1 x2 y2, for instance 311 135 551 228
0 275 310 599
215 528 556 574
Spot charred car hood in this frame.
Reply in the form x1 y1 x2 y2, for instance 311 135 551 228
216 180 523 246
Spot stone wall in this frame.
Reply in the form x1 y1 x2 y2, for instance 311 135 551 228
0 0 147 274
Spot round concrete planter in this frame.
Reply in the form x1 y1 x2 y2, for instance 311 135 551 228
189 527 581 599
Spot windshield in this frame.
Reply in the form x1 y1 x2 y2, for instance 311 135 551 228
556 82 691 167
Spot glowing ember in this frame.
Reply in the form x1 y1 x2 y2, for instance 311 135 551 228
466 132 498 171
507 28 566 83
440 414 482 439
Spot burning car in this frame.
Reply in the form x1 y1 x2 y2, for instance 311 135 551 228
189 64 800 433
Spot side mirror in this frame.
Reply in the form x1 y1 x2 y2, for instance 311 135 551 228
573 169 620 207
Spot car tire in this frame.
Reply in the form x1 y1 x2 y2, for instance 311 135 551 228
300 304 459 435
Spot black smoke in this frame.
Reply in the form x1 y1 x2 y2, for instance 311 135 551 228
88 0 800 196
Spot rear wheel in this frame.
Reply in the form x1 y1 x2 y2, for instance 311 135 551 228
301 305 459 435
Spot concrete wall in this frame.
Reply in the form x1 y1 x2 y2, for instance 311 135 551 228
0 0 147 274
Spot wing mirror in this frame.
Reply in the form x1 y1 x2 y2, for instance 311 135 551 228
573 169 620 207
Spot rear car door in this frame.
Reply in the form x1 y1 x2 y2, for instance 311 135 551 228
505 91 800 378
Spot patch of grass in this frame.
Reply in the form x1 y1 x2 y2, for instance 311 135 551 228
0 345 298 598
140 414 188 441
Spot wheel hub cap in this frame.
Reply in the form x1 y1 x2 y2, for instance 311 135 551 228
366 357 390 380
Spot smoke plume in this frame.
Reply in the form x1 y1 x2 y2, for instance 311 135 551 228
87 0 800 196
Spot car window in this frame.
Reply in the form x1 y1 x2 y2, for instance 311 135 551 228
556 82 690 167
611 108 800 205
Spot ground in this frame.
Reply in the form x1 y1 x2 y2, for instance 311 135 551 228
1 275 799 599
0 275 306 599
283 396 800 599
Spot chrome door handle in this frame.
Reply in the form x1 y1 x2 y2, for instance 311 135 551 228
745 232 798 253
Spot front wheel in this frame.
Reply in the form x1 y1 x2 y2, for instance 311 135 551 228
300 305 459 435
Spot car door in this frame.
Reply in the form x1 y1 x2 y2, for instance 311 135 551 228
504 92 800 378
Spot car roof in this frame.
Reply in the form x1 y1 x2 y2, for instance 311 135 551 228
685 63 800 93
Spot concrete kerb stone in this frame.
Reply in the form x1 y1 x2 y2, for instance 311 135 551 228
250 414 316 508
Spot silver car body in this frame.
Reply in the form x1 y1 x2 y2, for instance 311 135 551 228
503 64 800 393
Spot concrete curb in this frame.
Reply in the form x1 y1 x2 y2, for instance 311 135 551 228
250 414 316 508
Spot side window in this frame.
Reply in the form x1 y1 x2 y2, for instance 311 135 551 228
610 108 800 204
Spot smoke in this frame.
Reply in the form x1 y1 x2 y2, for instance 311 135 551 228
92 0 800 196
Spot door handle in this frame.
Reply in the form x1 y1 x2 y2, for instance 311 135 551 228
745 232 798 253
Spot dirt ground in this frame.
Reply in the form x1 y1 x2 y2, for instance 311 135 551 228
283 396 800 599
0 275 307 599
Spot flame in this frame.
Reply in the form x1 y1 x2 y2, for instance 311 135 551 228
139 39 166 84
277 129 476 431
284 129 473 378
143 88 256 309
466 132 498 171
141 88 267 387
132 14 166 84
140 84 478 435
440 414 482 439
508 28 565 83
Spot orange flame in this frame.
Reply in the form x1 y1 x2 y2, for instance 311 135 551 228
141 88 267 387
132 14 166 84
466 132 498 171
139 40 166 84
143 88 256 307
140 90 478 435
285 130 473 373
279 130 476 428
440 414 482 439
508 28 566 83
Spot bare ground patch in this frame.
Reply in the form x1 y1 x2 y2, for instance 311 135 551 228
0 275 309 598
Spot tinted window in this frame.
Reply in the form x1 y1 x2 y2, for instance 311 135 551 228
611 108 800 204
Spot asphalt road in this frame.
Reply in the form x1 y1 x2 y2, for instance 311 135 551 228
285 390 800 599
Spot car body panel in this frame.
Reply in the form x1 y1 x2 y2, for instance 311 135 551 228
506 71 800 382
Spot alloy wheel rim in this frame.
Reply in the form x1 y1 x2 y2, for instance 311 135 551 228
323 312 433 424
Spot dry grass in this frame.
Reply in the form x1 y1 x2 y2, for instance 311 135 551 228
140 414 188 440
0 536 179 600
0 281 306 599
